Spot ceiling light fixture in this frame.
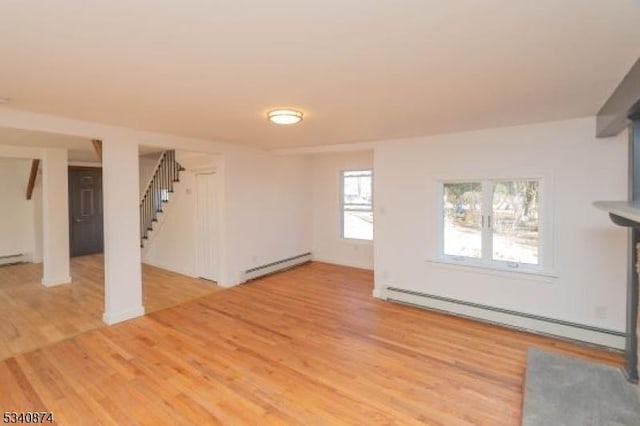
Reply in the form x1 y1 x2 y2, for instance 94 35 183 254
268 109 303 125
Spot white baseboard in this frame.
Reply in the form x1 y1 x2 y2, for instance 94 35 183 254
41 276 72 287
102 306 145 325
385 287 625 350
372 288 385 299
0 253 31 266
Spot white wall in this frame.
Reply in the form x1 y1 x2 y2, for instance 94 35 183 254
142 149 312 285
310 151 374 269
139 151 190 274
139 153 162 197
0 157 36 259
223 150 312 284
142 170 200 277
0 145 61 272
374 117 628 332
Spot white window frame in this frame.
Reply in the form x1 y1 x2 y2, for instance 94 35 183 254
437 177 547 273
340 169 374 241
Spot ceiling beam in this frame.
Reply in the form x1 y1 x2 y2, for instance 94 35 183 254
597 58 640 138
91 139 102 161
26 159 40 200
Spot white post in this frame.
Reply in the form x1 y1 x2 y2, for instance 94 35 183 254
102 138 144 324
41 148 71 286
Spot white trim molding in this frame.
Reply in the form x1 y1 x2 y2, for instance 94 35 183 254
102 306 146 325
41 276 72 287
372 288 386 299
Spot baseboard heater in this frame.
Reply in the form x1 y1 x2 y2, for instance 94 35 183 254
384 287 626 350
243 252 312 282
0 253 29 267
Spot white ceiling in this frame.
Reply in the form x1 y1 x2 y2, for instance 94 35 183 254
0 1 639 149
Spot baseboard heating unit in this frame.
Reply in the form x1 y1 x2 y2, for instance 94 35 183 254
384 287 625 350
0 253 29 267
243 252 312 282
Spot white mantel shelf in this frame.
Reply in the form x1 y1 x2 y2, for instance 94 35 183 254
594 201 640 223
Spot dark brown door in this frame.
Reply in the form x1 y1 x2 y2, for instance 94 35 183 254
68 168 104 257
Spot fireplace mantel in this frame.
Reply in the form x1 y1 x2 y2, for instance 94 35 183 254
594 201 640 224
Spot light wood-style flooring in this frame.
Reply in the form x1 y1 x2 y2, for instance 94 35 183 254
0 261 623 425
0 255 220 361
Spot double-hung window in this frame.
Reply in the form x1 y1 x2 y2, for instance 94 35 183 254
441 179 541 270
341 170 373 240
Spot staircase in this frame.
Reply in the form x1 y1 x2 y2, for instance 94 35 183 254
140 150 184 247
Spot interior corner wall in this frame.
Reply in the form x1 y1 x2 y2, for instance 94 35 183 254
374 117 628 332
310 151 374 269
0 157 36 259
222 151 312 286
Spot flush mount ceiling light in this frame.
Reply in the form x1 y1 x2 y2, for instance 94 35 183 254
267 109 303 125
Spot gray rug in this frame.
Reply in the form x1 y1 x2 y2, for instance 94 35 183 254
522 348 640 426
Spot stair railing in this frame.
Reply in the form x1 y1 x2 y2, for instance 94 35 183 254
140 150 184 246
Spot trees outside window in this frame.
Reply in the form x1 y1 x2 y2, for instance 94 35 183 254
442 179 540 268
342 170 373 240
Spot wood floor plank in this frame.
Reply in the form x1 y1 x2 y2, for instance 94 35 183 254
0 255 221 361
0 261 624 424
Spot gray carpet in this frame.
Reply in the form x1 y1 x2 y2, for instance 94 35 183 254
522 348 640 426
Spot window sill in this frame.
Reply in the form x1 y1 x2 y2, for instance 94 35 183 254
425 257 558 281
341 238 374 245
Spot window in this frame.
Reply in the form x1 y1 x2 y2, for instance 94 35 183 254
441 179 541 269
342 170 373 240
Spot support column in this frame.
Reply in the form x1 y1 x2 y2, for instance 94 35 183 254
627 114 640 382
102 138 144 325
41 148 70 286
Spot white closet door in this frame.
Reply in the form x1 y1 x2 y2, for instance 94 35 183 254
195 173 217 281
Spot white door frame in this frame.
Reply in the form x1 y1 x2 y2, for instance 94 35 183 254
195 171 219 282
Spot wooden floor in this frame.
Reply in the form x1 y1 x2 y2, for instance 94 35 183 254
0 262 623 425
0 255 220 361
